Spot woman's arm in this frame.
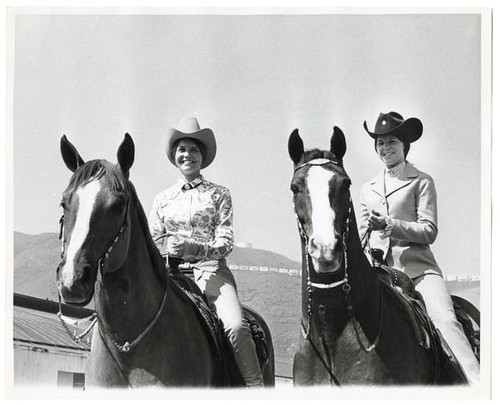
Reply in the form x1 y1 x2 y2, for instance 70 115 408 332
358 186 371 242
148 195 167 251
389 176 438 244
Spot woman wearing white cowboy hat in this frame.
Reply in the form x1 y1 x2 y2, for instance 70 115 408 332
148 117 264 387
358 111 480 384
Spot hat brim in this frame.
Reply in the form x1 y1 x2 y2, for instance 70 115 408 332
165 127 216 169
363 117 423 143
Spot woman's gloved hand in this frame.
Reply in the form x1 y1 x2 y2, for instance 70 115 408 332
166 235 186 257
368 210 387 231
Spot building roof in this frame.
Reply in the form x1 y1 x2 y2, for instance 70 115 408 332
14 306 92 351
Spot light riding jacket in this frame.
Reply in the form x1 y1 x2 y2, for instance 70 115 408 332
359 162 442 279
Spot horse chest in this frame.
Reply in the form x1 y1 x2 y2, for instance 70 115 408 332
294 319 393 386
330 321 393 385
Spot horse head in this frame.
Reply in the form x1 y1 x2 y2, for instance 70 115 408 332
56 134 135 305
288 127 351 275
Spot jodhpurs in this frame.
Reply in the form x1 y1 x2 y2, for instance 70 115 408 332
414 274 480 384
192 259 264 387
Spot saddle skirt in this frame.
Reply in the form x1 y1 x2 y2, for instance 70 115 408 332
375 265 469 384
169 270 270 386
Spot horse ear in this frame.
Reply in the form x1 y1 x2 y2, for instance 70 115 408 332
330 126 346 160
288 129 304 165
117 133 135 174
60 135 85 172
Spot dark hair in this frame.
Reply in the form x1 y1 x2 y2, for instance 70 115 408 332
374 135 410 158
171 137 206 163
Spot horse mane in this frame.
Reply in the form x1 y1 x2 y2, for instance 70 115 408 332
65 159 168 285
128 182 169 285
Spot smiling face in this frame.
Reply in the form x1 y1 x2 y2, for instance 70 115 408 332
174 138 203 181
375 135 406 168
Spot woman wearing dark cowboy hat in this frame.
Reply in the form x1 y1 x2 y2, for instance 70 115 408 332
148 117 263 387
359 111 480 384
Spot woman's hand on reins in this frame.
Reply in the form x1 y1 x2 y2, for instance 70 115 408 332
166 235 186 257
368 210 388 231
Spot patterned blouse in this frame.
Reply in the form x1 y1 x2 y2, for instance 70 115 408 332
148 175 234 262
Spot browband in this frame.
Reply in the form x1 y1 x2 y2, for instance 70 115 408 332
294 158 342 173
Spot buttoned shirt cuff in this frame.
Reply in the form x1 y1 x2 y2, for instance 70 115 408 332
380 216 393 239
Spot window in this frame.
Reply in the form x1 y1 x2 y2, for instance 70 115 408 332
57 371 85 389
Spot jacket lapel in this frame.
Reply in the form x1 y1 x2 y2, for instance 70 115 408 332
368 170 385 197
385 163 419 197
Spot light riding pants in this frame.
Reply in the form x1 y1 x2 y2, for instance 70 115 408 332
193 260 264 387
414 274 480 384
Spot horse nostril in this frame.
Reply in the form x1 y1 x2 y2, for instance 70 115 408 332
309 238 319 253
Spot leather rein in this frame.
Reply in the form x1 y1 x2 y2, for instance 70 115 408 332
293 158 384 386
57 197 168 353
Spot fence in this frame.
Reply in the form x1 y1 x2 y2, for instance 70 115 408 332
228 264 479 282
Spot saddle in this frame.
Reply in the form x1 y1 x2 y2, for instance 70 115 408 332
167 260 269 386
370 249 469 385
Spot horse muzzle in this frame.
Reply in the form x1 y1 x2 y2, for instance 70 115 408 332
308 236 343 274
56 260 96 305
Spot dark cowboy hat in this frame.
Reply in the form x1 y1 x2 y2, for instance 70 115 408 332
165 117 217 169
363 111 423 143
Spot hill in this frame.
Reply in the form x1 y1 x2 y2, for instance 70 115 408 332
13 231 301 301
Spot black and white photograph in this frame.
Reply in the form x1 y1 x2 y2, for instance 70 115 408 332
2 1 495 401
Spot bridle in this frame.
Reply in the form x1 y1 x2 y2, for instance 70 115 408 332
293 158 383 385
57 193 168 354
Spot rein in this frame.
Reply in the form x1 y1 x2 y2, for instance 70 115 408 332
57 197 168 354
293 158 383 385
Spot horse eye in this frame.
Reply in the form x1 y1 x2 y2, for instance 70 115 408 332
110 198 126 212
290 184 300 195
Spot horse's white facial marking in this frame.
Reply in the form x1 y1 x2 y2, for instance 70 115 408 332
60 180 101 285
306 166 338 259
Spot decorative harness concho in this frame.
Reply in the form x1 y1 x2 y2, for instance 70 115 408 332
57 197 168 354
293 158 384 386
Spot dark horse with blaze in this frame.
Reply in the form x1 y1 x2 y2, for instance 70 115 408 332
56 134 274 388
288 127 474 386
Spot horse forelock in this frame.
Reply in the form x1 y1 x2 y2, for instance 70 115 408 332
64 160 127 196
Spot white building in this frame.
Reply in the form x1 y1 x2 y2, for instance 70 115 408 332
13 294 92 388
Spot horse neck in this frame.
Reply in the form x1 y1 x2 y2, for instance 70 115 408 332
96 199 167 332
344 207 379 294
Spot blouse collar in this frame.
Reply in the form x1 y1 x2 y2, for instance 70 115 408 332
177 175 205 191
385 161 406 178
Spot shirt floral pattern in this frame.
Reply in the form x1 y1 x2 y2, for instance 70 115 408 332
148 175 234 261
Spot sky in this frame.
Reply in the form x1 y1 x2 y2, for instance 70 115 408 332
9 9 488 276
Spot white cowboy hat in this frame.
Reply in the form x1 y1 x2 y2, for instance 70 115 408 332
165 117 217 169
